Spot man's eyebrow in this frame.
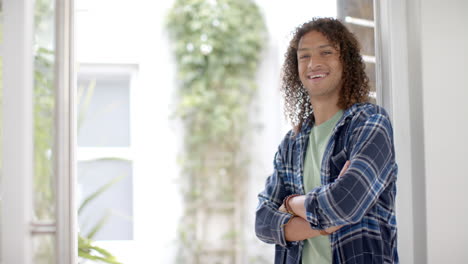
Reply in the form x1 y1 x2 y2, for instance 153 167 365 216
297 44 336 52
318 44 334 49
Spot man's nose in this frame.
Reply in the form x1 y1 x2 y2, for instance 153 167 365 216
307 55 323 69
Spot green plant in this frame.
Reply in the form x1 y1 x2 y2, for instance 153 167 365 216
34 46 55 221
166 0 266 262
32 1 57 261
78 235 121 264
77 172 125 264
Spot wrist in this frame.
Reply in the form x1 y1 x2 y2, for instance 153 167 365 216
289 195 307 219
283 194 300 215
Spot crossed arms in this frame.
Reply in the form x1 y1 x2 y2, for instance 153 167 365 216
255 113 396 246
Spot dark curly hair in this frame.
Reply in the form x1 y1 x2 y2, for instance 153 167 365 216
281 17 369 132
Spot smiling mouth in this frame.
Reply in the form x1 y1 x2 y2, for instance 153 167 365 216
307 73 328 80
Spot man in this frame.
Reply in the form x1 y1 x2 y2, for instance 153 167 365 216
255 18 398 264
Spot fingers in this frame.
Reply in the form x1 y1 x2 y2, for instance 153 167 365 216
339 160 350 177
278 204 288 213
324 225 343 234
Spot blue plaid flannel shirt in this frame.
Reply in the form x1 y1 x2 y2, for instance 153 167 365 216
255 103 398 264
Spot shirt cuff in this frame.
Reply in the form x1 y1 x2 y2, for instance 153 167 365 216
277 213 301 248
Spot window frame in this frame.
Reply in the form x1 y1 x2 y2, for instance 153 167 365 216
1 0 35 263
374 0 427 263
55 0 76 262
1 0 76 263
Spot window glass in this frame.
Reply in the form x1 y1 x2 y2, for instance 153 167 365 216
76 65 134 263
365 62 376 98
77 76 130 147
32 0 56 262
77 159 133 240
337 0 377 103
32 235 55 264
338 0 374 20
33 0 56 223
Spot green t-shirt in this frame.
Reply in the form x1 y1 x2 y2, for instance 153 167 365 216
302 110 343 264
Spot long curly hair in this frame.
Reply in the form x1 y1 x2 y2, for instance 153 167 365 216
281 17 369 132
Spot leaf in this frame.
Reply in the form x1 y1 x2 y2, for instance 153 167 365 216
78 234 123 264
78 251 122 264
86 211 112 240
77 79 96 131
78 174 126 215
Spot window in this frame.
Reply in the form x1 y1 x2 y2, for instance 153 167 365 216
337 0 378 104
76 64 137 241
1 0 75 263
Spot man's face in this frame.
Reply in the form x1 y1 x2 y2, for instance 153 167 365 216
297 30 343 102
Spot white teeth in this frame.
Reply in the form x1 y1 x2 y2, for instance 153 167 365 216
309 74 326 79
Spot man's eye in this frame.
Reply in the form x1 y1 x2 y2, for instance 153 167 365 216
299 55 310 59
322 51 333 55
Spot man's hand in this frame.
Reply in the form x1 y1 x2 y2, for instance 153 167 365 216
279 203 287 213
339 160 350 178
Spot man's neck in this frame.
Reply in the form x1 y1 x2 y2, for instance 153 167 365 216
311 100 341 126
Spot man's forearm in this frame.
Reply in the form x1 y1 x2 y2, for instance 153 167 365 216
283 160 350 242
281 195 342 241
285 216 342 241
288 195 307 219
284 216 321 241
288 161 351 221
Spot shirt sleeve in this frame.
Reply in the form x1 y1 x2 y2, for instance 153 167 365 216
304 112 397 229
255 136 298 248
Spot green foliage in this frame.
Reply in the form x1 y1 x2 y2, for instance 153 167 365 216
167 0 266 262
78 173 126 215
32 0 56 225
33 46 56 221
77 79 96 130
77 175 125 264
167 0 266 147
78 235 122 264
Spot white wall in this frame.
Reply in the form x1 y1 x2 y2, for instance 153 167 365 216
419 0 468 262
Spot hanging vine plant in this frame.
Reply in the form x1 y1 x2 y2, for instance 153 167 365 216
166 0 266 262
